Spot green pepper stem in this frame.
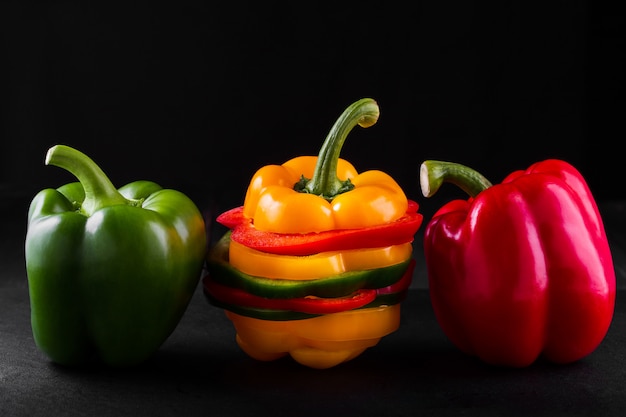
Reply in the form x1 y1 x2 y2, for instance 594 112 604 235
420 160 493 198
298 98 380 200
45 145 131 216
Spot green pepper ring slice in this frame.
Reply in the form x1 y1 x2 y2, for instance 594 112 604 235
206 232 412 299
204 275 377 314
203 259 415 320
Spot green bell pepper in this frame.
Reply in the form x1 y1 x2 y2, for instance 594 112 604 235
25 145 207 367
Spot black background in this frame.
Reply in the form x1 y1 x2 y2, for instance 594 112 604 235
2 3 626 415
2 1 624 225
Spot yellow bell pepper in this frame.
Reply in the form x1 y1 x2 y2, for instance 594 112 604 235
204 98 423 369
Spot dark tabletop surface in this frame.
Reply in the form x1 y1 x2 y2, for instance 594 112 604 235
2 192 626 417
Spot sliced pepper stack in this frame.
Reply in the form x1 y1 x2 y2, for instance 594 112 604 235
203 98 422 369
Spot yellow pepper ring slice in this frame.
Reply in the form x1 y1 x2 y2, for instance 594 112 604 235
229 240 413 280
226 306 397 345
226 304 401 369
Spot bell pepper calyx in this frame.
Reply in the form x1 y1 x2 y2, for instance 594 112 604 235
420 160 493 199
218 200 422 256
45 145 138 216
295 98 379 201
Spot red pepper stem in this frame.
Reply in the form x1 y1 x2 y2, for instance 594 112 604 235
45 145 135 216
300 98 380 200
420 160 493 198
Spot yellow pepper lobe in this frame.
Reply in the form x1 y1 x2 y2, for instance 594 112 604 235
229 240 413 279
242 165 297 219
253 187 335 233
331 170 408 229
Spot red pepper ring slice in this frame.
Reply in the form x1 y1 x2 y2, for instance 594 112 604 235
203 274 377 314
218 200 423 256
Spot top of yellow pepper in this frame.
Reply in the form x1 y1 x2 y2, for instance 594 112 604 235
242 98 409 234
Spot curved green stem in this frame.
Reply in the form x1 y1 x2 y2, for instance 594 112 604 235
295 98 380 200
46 145 133 216
420 160 493 198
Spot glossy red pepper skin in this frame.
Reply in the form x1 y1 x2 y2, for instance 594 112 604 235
423 159 616 367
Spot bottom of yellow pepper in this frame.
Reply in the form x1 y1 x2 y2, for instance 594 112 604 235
225 304 401 369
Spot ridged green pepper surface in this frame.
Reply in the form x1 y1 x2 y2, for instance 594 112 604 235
25 145 207 367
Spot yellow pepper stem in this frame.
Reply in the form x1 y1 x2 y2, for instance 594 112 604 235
296 98 380 201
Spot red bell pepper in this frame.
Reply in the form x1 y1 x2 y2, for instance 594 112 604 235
420 159 616 367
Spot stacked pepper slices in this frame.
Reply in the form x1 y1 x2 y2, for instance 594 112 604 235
203 99 423 369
